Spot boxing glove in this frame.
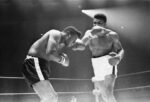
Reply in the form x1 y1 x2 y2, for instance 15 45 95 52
91 26 104 35
108 52 120 66
59 53 69 67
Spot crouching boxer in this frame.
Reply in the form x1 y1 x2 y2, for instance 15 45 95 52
22 26 81 102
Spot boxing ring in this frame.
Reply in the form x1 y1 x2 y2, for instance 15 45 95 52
1 69 150 102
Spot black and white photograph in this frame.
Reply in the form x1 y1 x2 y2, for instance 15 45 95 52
0 0 150 102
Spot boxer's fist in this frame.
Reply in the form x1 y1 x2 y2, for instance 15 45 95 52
72 39 85 51
108 52 120 66
91 26 103 35
59 53 69 67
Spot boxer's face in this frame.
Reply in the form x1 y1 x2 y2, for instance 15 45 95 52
93 18 106 27
65 34 78 47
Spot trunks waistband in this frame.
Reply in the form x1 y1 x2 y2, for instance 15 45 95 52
26 55 35 59
92 54 107 58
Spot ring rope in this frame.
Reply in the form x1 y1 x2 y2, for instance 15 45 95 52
0 92 92 96
117 69 150 78
0 69 150 80
0 76 24 79
0 85 150 96
0 70 150 96
49 78 90 81
114 85 150 91
0 76 90 81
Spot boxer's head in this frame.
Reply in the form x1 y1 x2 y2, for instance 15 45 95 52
63 26 82 47
93 14 107 27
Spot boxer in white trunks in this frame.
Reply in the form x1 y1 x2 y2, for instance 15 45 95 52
72 14 124 102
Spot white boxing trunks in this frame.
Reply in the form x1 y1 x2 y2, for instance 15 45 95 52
91 55 118 81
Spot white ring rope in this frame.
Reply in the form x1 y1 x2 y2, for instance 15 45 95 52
114 85 150 91
0 85 150 96
0 76 24 79
0 92 92 96
118 69 150 78
0 69 150 80
0 70 150 96
0 76 90 81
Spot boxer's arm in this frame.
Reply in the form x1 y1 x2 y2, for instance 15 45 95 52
45 30 70 66
72 30 91 51
46 30 60 55
82 30 91 45
108 32 124 66
72 39 86 50
45 30 64 62
110 32 124 60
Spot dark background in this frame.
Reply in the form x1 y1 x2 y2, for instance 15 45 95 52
0 0 150 102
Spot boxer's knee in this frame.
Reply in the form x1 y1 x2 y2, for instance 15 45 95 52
41 93 58 102
93 89 101 96
105 75 116 88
